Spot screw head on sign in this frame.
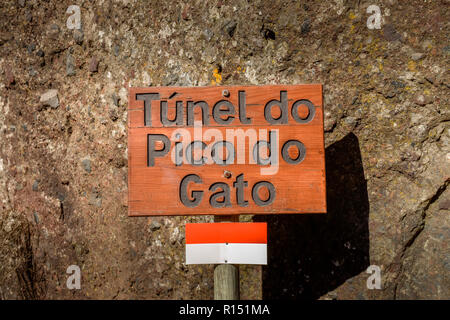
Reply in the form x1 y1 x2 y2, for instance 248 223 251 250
222 89 230 97
223 170 232 178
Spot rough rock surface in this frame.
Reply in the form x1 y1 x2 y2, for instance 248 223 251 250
0 0 448 299
39 89 59 109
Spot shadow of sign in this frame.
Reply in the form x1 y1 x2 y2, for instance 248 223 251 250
255 132 370 299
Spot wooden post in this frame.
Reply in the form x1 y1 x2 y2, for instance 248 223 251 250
214 264 239 300
214 215 240 300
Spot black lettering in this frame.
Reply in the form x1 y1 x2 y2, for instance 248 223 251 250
160 100 184 126
136 93 159 127
281 140 306 164
186 141 207 166
291 99 315 124
252 181 276 206
179 174 203 208
238 91 252 124
147 134 170 166
209 182 231 208
213 100 235 125
174 142 183 166
187 101 210 126
252 130 278 165
211 141 235 165
264 91 288 124
233 173 248 207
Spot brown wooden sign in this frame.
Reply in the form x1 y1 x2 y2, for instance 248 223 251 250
128 85 326 216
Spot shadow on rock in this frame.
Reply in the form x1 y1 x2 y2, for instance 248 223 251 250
255 132 370 299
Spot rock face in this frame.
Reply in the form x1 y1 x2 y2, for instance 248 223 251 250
0 0 449 300
39 89 59 109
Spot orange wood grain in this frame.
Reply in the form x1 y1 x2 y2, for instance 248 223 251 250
128 85 326 216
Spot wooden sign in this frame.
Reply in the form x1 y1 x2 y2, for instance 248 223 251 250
128 85 326 216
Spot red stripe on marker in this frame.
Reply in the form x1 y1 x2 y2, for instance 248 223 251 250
185 222 267 244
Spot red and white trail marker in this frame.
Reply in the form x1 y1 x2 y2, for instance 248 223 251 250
185 222 267 265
